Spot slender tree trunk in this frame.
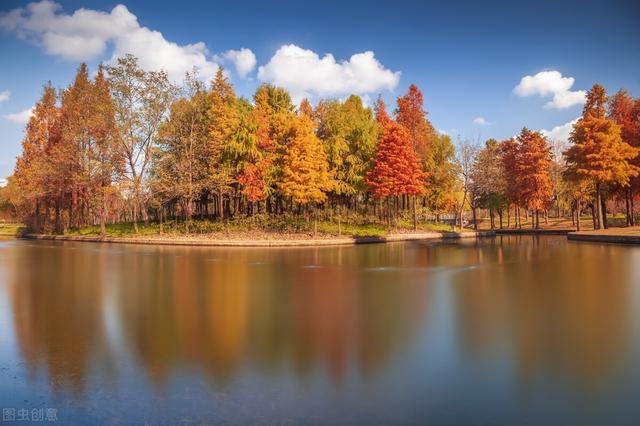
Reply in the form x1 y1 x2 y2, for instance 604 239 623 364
313 207 318 236
55 199 61 235
472 207 478 230
133 202 139 234
576 200 581 231
100 185 107 238
626 188 631 226
412 195 417 231
595 182 603 230
218 191 224 221
631 189 636 226
600 190 608 229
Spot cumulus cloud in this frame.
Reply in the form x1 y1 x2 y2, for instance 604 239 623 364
219 48 256 79
513 70 586 109
0 90 10 102
541 117 579 143
0 0 235 81
257 44 400 103
3 107 34 124
472 117 491 126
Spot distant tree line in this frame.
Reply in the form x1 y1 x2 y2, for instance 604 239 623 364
4 55 640 234
463 84 640 231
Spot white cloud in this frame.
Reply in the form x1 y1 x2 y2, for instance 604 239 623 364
0 90 10 102
541 117 579 143
513 70 585 110
257 44 400 103
0 0 224 81
472 117 491 126
219 48 256 79
3 107 34 124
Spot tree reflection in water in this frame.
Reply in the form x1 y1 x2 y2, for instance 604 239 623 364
1 237 638 424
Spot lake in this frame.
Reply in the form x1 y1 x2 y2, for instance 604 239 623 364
1 236 639 425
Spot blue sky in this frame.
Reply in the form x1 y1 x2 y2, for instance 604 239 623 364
1 0 639 178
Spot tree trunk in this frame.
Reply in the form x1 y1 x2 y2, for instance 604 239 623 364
100 185 107 238
133 202 139 234
313 208 318 236
594 182 604 230
626 188 632 227
55 199 62 235
600 190 608 229
576 200 581 231
412 195 417 231
631 189 636 226
472 207 478 230
218 191 224 221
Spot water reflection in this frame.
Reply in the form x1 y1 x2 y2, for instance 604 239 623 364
3 242 430 394
448 236 634 392
1 237 639 424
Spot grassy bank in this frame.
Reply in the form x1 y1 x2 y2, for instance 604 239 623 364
66 215 457 239
0 223 25 237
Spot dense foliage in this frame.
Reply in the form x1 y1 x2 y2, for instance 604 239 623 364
6 57 640 234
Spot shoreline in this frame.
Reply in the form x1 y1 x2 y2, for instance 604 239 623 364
568 229 640 245
494 228 574 236
23 230 495 247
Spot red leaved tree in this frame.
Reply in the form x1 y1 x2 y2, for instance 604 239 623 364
366 98 425 229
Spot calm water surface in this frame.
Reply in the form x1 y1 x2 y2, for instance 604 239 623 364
1 236 640 425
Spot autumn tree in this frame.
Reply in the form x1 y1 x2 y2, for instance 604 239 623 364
58 64 122 235
58 63 93 229
498 137 523 227
366 99 425 229
107 54 176 232
279 112 333 232
153 71 211 231
424 134 459 222
13 82 60 232
607 89 640 225
395 84 436 162
564 84 639 229
206 68 238 220
470 139 508 229
516 129 554 229
316 95 378 202
454 138 479 230
91 65 122 236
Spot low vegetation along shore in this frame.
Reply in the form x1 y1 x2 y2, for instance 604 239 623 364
64 216 457 240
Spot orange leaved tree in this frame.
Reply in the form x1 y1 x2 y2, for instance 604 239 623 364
516 128 554 229
564 84 639 229
279 112 333 234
